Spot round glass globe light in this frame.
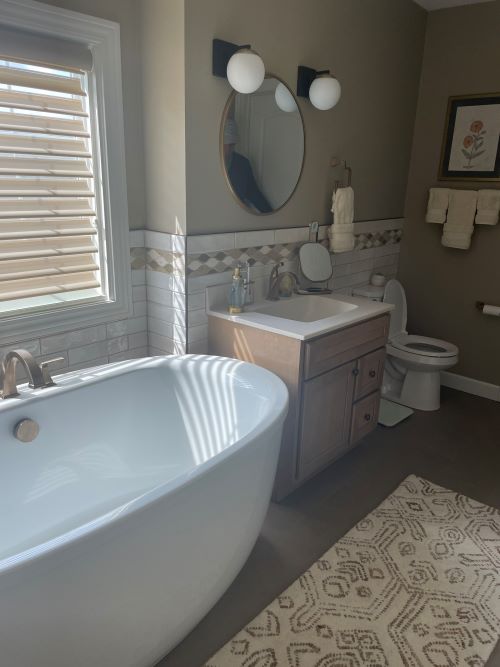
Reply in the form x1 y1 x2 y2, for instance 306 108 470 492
227 49 265 94
274 82 298 113
309 75 341 111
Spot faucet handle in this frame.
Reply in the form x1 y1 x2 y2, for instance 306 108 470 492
40 357 65 387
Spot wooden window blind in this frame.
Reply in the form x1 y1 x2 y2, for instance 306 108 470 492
0 58 101 305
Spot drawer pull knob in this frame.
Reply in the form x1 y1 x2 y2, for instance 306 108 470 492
364 414 371 422
369 369 377 378
352 368 360 376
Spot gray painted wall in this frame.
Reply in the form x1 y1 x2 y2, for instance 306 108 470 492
141 0 187 235
41 1 426 237
184 0 427 235
399 0 500 384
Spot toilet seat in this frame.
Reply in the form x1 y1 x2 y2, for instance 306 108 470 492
389 333 458 358
382 279 458 359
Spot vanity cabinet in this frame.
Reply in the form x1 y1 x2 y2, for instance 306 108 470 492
208 313 389 500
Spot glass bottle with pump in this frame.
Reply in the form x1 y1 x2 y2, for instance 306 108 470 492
228 265 246 314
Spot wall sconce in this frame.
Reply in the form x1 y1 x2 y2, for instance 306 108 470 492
296 65 341 110
212 38 265 94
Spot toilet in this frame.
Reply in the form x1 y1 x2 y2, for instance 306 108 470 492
381 279 458 411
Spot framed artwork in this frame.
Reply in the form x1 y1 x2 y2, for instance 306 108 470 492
439 93 500 181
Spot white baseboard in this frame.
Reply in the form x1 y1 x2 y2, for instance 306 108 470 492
441 371 500 402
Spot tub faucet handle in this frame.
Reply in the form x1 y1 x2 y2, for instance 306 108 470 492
40 357 65 387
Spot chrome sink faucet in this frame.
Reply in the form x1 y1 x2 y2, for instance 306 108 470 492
1 349 63 399
266 262 299 301
266 262 283 301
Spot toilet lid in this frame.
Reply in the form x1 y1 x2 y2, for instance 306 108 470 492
383 279 407 339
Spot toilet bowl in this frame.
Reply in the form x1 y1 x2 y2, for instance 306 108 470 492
382 279 458 411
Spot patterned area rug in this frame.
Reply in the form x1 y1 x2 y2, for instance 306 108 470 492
206 475 500 667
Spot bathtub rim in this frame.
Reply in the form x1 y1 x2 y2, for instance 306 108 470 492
0 354 288 577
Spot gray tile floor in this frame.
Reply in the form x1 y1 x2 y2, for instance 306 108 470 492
156 388 500 666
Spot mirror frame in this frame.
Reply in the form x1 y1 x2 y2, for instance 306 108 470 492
219 73 306 216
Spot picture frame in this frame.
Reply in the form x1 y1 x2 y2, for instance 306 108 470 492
439 93 500 181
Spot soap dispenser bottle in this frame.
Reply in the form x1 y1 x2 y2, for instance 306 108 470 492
228 265 246 314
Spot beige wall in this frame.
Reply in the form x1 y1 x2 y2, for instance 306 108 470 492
184 0 426 235
141 0 187 235
399 1 500 385
40 0 146 230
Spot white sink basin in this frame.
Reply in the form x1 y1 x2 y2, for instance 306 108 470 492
207 289 393 340
254 295 357 322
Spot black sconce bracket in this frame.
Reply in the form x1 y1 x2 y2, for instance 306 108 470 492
296 66 330 98
212 39 251 78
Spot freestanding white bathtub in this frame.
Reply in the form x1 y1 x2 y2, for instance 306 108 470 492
0 354 288 667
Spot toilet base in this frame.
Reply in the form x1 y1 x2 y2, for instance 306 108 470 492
382 368 442 411
400 369 441 411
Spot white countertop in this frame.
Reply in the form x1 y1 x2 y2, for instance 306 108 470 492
207 293 393 341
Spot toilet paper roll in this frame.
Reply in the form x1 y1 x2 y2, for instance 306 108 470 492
482 304 500 317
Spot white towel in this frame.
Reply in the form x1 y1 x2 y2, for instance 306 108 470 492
475 189 500 226
441 189 478 250
330 186 355 253
426 187 450 224
329 224 355 253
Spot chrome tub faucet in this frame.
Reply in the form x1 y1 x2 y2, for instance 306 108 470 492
1 349 63 399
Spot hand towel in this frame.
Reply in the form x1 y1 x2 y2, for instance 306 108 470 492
426 187 450 224
329 223 355 253
475 189 500 226
330 186 355 253
441 189 478 250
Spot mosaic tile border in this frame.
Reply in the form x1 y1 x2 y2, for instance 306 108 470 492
187 242 303 277
135 225 403 277
186 229 403 277
146 248 185 275
130 246 146 270
354 229 402 251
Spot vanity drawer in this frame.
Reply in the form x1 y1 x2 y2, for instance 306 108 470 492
304 315 389 380
354 348 386 400
350 391 380 445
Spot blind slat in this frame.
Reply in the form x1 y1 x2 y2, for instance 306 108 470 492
0 178 93 197
0 217 97 239
0 272 99 301
0 111 89 137
0 156 92 176
0 198 95 218
0 254 98 281
0 133 90 157
0 235 97 260
0 89 87 116
0 65 86 96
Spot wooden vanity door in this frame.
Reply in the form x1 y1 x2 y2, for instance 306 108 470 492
297 360 356 481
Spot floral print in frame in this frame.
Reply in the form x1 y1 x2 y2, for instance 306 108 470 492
439 93 500 181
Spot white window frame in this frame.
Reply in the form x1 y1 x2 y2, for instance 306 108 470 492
0 0 132 344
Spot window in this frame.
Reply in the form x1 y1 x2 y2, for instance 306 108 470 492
0 1 131 343
0 58 105 313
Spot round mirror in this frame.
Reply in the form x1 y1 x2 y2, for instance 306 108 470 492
220 76 305 215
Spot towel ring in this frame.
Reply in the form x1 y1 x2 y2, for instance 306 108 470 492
331 158 352 192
